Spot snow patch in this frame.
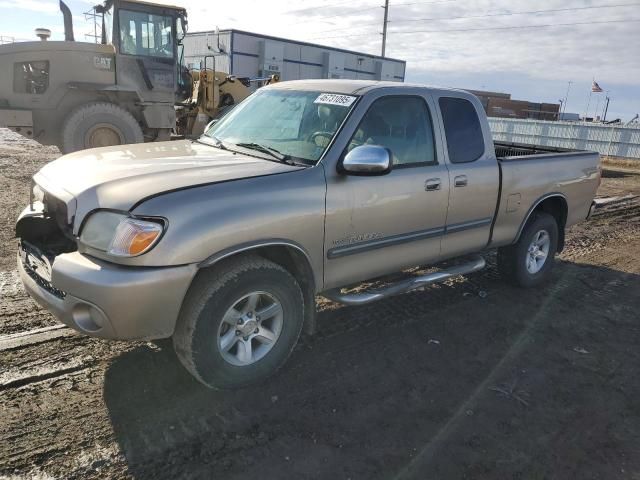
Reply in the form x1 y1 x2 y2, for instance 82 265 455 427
0 128 40 146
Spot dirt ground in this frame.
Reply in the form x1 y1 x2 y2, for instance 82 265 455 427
1 130 640 479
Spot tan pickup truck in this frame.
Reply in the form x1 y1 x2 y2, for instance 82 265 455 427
16 80 600 388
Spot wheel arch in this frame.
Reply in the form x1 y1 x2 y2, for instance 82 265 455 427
198 240 318 336
514 193 568 252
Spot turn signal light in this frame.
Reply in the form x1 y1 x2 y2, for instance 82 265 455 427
109 218 164 257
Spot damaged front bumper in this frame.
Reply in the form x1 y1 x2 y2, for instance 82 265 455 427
16 206 197 341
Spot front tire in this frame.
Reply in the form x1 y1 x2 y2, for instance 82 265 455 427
61 102 144 153
497 212 559 288
173 256 304 389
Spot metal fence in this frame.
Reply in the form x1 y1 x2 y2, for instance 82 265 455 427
488 118 640 160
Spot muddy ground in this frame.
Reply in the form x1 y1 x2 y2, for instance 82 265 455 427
1 130 640 479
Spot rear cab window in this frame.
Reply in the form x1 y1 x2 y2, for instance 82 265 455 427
439 97 484 163
13 61 49 94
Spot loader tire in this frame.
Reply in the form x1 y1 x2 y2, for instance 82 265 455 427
61 102 143 153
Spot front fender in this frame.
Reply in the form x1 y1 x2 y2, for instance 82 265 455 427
127 166 327 289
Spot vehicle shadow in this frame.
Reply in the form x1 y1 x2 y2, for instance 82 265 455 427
602 168 640 179
103 259 640 480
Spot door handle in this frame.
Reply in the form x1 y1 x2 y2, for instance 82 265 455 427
425 178 441 191
454 175 468 187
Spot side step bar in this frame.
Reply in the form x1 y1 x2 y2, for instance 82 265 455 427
323 255 486 306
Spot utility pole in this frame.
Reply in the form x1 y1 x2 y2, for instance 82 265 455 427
381 0 390 57
83 7 102 44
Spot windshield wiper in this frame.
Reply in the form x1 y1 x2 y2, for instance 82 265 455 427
208 135 228 150
234 142 296 164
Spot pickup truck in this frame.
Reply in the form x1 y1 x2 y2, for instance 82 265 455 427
16 80 600 389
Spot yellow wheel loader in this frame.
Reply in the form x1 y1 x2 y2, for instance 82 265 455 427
0 0 271 153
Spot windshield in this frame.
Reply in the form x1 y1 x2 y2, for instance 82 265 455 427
205 89 358 163
118 9 174 58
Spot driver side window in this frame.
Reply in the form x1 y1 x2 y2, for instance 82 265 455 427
348 96 437 167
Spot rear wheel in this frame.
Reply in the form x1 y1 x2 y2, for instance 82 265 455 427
61 102 143 153
498 212 559 288
173 256 304 389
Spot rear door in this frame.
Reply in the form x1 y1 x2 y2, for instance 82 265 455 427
323 92 450 288
435 95 500 259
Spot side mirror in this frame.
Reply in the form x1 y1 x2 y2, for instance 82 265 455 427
341 145 392 176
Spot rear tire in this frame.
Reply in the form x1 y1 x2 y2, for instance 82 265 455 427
497 212 559 288
173 256 304 389
61 102 143 153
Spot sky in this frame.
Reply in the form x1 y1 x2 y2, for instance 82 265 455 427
1 0 638 121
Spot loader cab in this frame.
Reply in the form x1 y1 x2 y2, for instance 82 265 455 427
97 0 188 103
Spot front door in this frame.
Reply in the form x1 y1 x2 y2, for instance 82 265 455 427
324 94 450 289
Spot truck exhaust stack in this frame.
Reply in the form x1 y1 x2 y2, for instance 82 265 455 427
59 1 74 42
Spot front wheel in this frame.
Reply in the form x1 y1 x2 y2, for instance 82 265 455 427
497 212 559 288
173 256 304 389
61 102 144 153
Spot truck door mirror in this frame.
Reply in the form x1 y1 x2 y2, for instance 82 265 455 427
341 145 392 176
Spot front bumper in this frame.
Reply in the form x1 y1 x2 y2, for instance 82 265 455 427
18 247 197 341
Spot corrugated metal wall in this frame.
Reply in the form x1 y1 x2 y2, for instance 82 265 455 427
182 31 232 72
489 118 640 160
182 30 406 82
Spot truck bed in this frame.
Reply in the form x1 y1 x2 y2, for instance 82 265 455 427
490 141 600 248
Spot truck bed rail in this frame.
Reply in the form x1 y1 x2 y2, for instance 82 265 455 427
495 141 581 159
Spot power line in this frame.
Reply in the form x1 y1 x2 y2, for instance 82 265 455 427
395 1 640 24
309 18 640 40
310 2 640 35
390 0 458 6
281 0 458 22
282 0 377 15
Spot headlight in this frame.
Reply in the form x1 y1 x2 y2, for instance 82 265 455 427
80 211 165 257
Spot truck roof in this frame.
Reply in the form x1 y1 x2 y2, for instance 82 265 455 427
267 79 470 97
116 0 186 12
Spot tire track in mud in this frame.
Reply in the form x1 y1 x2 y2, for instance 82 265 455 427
0 269 58 336
0 338 139 477
0 270 21 297
0 325 75 352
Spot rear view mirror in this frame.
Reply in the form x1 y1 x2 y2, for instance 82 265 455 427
341 145 392 176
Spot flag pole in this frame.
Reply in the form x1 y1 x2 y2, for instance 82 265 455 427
562 80 572 117
584 77 598 122
584 89 593 122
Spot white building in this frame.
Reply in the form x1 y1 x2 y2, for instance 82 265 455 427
183 29 406 83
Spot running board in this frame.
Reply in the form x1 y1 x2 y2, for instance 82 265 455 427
323 255 486 306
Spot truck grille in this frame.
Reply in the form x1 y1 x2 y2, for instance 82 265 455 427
20 241 66 300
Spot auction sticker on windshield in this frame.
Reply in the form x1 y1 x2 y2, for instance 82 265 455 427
314 93 357 107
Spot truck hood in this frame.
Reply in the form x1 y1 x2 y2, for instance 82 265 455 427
33 140 304 233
